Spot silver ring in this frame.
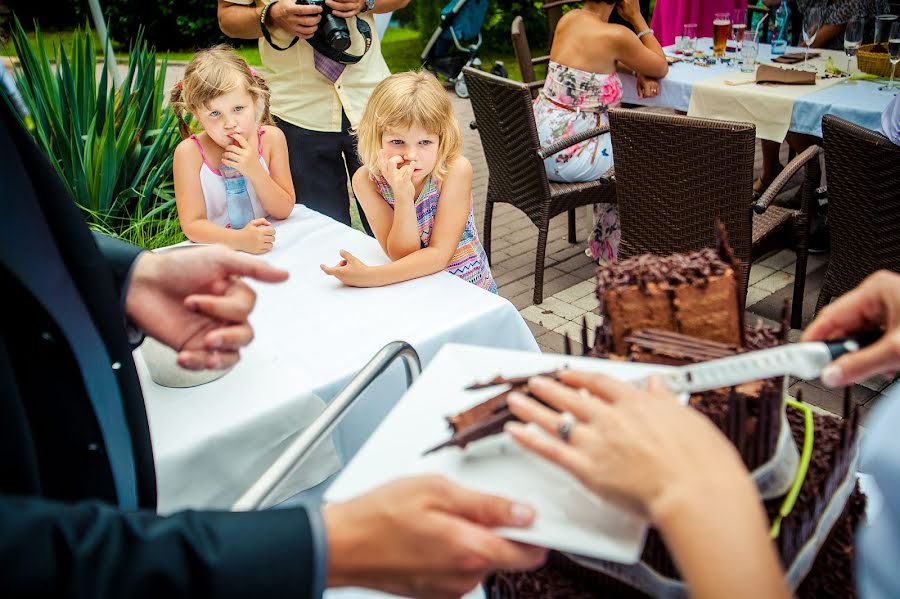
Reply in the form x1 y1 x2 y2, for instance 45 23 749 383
557 411 576 442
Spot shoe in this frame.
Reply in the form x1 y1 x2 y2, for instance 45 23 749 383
808 219 830 254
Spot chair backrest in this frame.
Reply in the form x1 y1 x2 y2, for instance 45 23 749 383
543 0 582 47
511 16 538 84
608 108 756 295
821 114 900 296
463 66 552 223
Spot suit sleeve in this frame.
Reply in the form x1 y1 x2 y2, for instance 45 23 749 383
0 494 320 599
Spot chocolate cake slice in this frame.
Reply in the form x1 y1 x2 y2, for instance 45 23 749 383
596 224 744 353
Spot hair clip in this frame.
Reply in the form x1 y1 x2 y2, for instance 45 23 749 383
250 67 259 78
176 80 183 90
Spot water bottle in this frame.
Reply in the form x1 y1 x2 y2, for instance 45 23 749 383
771 0 790 56
220 164 254 230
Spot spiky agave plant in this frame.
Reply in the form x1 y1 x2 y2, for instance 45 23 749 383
9 17 184 248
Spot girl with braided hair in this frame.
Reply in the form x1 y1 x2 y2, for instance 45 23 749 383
170 45 294 254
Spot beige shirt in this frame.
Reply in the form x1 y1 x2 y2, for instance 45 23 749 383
226 0 390 132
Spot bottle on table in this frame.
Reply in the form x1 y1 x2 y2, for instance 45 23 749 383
770 0 790 56
220 164 255 230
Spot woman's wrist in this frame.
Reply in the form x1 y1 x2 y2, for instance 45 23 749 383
630 15 650 33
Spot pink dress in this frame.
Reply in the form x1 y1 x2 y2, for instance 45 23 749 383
650 0 746 46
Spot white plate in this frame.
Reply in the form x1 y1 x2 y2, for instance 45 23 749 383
325 343 684 563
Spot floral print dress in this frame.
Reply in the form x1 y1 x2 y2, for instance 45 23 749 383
533 61 624 265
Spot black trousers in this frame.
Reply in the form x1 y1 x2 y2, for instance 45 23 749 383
275 112 371 234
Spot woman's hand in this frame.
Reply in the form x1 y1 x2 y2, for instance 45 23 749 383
616 0 645 27
636 74 661 98
802 270 900 387
505 372 750 520
239 218 275 254
222 133 265 179
378 149 416 203
320 250 376 287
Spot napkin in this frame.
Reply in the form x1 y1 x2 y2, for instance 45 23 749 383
756 64 816 85
772 52 821 64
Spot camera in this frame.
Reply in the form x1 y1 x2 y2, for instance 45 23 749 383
296 0 352 52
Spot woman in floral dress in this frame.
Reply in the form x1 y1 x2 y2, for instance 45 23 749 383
534 0 668 265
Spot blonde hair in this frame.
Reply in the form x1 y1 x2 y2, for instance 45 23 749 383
169 44 273 139
356 71 462 181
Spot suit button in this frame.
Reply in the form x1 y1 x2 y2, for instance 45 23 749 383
41 331 54 343
87 442 103 455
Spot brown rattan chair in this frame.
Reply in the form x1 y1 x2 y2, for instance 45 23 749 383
511 16 548 98
814 114 900 315
464 66 618 304
607 108 821 328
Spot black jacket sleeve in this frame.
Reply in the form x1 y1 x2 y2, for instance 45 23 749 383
0 494 318 599
92 232 146 300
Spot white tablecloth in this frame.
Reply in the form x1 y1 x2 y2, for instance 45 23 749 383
620 38 890 138
137 206 538 514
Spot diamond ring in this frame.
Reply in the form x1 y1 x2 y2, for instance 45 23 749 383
557 411 576 442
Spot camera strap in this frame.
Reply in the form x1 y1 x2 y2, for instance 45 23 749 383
306 17 372 64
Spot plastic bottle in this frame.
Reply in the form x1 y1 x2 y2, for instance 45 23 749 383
771 0 790 56
220 164 254 230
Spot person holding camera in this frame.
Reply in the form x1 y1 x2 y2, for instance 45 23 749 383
218 0 410 230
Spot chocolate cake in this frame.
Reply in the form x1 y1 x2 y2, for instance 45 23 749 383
472 229 864 597
597 247 744 352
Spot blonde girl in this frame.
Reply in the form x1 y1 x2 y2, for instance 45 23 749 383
321 71 496 293
170 45 294 254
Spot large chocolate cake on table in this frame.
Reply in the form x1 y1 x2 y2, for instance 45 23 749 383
440 229 866 598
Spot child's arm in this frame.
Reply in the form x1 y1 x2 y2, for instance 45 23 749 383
173 139 275 254
353 152 428 260
323 157 474 287
223 127 294 219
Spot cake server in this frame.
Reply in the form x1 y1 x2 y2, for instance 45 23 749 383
652 330 882 395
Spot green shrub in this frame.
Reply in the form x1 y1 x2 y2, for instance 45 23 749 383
9 18 184 249
76 0 229 52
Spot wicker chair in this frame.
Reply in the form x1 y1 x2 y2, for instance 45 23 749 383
814 114 900 315
608 108 821 328
464 66 618 304
511 16 548 98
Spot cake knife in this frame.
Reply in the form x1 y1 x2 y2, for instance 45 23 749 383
652 330 882 395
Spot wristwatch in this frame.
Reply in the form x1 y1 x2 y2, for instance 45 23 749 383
362 0 376 12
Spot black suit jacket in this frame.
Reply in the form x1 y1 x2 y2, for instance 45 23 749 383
0 95 317 597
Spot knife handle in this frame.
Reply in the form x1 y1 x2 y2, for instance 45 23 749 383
824 329 883 360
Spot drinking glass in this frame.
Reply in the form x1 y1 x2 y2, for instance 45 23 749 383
732 8 747 48
683 23 698 54
801 6 824 70
740 38 759 72
713 12 731 62
880 21 900 92
844 19 864 73
875 1 898 47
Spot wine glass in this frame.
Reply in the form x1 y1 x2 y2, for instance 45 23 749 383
801 6 824 70
875 0 898 47
844 18 864 73
881 21 900 92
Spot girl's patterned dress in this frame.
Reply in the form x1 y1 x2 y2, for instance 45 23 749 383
372 174 497 293
533 61 623 265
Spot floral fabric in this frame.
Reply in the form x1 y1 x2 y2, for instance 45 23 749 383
533 61 623 264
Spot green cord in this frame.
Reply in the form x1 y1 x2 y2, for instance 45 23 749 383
770 398 814 539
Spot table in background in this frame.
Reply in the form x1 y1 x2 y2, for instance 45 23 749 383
137 205 538 514
620 38 890 139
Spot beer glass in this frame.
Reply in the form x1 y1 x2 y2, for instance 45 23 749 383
713 12 732 62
